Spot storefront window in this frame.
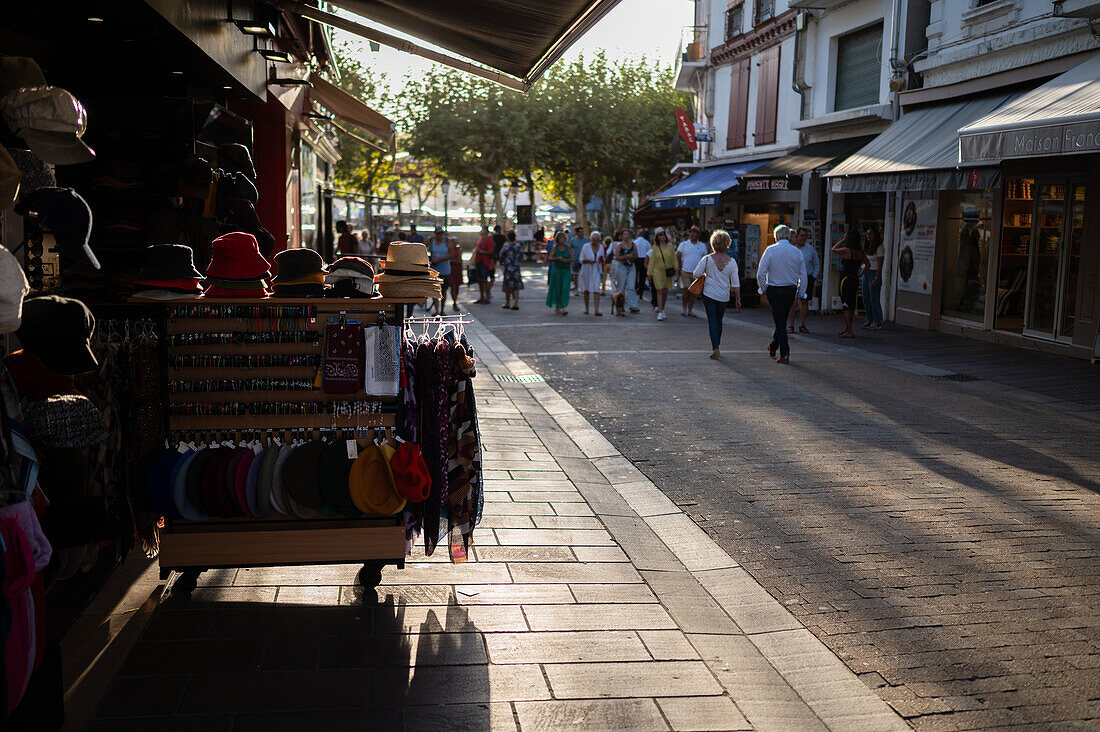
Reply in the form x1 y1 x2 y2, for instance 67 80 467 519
300 144 317 248
1060 184 1085 340
996 178 1032 333
939 191 992 322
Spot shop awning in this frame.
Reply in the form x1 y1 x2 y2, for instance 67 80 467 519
281 0 623 91
825 93 1018 193
309 73 395 149
741 137 875 190
649 161 769 210
958 52 1100 162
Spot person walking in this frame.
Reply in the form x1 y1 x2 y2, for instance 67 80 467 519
860 228 885 329
677 226 708 318
693 230 741 360
406 223 424 244
546 231 572 315
447 235 462 312
831 227 868 338
647 228 677 320
757 225 807 363
787 226 820 334
336 220 360 256
600 235 613 293
474 226 495 304
578 230 604 316
499 230 524 311
610 230 638 316
428 226 451 315
633 229 652 304
569 225 587 291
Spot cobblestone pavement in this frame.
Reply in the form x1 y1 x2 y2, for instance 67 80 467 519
84 313 906 731
469 266 1100 730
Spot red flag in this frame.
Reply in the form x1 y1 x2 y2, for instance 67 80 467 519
676 108 697 151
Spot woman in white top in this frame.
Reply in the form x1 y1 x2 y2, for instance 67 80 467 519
578 230 604 316
692 230 741 360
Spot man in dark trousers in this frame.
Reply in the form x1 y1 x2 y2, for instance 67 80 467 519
755 224 807 364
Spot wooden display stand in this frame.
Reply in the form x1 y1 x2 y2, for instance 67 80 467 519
150 297 422 591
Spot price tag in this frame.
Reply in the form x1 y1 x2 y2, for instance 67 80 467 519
346 440 359 459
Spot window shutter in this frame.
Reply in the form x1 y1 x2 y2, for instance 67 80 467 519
727 59 750 149
834 24 882 111
754 45 779 146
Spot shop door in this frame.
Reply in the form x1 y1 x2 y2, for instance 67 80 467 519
1023 182 1085 341
996 179 1084 341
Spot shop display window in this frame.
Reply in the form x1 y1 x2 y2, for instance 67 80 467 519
939 191 992 323
995 178 1086 340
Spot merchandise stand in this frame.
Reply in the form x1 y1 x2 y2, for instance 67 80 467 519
148 297 422 592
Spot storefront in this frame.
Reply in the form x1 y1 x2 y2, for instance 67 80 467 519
644 160 770 235
958 53 1100 357
826 93 1015 327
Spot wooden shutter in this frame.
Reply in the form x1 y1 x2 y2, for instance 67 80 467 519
726 59 750 149
835 23 882 111
754 45 780 146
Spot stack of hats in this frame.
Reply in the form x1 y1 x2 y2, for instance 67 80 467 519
375 243 442 299
204 232 271 298
272 248 326 298
132 244 204 300
325 255 378 298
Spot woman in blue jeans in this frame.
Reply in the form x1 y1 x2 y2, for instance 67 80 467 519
861 228 885 328
691 230 741 359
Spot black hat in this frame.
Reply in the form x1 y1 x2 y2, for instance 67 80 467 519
14 187 100 269
273 248 325 283
218 143 256 180
135 244 204 281
17 296 98 375
318 439 358 513
283 440 326 509
217 170 258 205
179 156 214 199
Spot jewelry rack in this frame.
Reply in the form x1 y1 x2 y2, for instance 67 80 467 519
145 296 424 590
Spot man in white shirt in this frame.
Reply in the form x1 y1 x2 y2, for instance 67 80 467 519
633 230 652 303
756 224 807 363
677 226 709 317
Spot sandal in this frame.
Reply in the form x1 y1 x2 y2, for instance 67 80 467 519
511 306 519 310
787 326 795 333
595 312 603 317
838 332 853 338
799 326 810 334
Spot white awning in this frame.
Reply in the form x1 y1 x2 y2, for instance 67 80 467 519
958 52 1100 163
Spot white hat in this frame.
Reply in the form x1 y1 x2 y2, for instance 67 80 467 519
1 86 95 165
0 247 30 334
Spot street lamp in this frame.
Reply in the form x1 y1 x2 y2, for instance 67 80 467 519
441 180 450 232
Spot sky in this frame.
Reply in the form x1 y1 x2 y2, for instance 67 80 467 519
336 0 695 96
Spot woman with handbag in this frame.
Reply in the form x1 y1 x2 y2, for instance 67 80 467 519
647 228 677 321
692 230 741 359
610 230 638 316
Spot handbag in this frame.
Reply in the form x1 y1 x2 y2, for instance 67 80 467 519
688 267 706 296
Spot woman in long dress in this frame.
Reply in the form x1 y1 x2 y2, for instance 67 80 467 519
546 232 572 315
578 231 604 316
610 230 638 316
499 230 524 310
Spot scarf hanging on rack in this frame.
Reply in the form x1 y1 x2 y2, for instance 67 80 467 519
364 324 400 397
322 322 364 395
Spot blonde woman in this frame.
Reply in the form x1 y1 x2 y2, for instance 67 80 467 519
647 228 677 320
693 230 741 359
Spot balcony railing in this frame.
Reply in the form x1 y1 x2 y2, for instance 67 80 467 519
673 25 709 85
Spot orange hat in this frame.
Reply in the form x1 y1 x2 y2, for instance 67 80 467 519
348 444 406 516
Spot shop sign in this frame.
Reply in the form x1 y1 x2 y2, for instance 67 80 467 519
744 178 790 191
961 120 1100 161
652 194 719 210
897 196 937 294
676 108 698 151
694 125 714 142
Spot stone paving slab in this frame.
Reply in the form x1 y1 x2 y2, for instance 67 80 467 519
86 314 909 731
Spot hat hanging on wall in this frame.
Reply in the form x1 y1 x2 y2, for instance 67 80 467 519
0 247 30 334
14 187 100 269
16 295 98 375
7 148 55 199
0 86 95 165
0 146 21 209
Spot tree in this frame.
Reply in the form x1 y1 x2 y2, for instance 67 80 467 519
331 43 398 201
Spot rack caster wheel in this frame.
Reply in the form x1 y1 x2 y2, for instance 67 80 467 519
164 569 201 603
357 562 384 590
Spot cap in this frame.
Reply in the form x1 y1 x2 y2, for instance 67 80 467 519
17 296 98 375
0 86 95 165
14 187 100 269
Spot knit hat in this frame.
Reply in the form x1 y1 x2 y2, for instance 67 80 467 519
390 441 431 503
0 247 30 334
22 395 107 448
7 148 54 199
17 296 98 375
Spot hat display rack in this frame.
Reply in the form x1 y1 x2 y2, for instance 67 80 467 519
152 295 425 591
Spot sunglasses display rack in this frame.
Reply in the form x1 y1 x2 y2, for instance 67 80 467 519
150 296 424 592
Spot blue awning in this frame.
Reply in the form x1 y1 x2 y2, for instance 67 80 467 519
649 160 770 210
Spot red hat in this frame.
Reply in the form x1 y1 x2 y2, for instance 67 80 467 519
390 441 430 503
205 232 270 280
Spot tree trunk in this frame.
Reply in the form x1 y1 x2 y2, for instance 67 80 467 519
492 182 504 230
574 171 587 232
478 187 487 227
